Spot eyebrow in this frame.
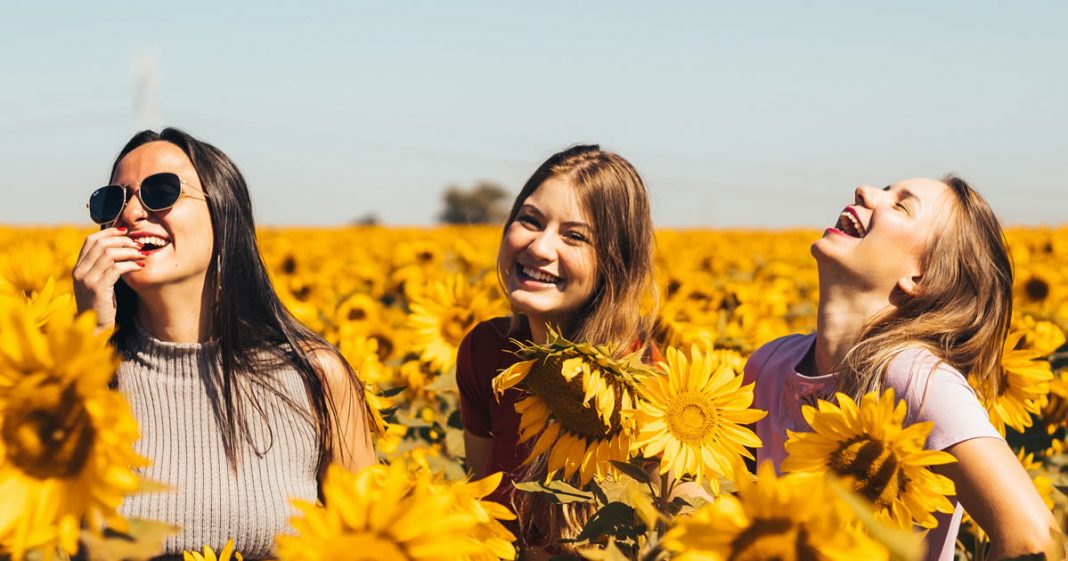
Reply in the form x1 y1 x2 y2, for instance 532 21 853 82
882 185 918 201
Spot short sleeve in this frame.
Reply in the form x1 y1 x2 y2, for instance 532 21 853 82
457 324 494 438
884 349 1003 451
743 334 800 387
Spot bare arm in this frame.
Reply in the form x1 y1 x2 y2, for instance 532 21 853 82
463 429 493 480
313 349 376 477
936 437 1062 561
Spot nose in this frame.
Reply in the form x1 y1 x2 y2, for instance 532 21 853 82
854 184 880 208
525 229 557 262
116 188 148 228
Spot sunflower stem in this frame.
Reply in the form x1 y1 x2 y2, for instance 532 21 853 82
655 471 670 539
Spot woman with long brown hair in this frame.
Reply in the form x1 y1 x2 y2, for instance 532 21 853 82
456 144 659 558
744 177 1060 560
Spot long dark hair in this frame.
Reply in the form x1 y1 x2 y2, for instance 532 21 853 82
110 128 357 473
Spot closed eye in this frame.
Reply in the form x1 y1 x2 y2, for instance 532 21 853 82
518 215 541 229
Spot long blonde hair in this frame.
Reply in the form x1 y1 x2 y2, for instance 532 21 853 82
499 144 658 358
836 175 1013 402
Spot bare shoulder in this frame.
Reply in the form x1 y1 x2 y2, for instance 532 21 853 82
306 345 362 395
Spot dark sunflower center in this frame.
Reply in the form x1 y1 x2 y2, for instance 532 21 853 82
292 283 313 301
372 334 394 360
348 307 368 321
1025 277 1050 302
281 255 298 274
2 378 95 479
666 393 719 444
828 436 906 508
442 309 476 346
1042 393 1068 426
729 518 819 561
523 355 621 440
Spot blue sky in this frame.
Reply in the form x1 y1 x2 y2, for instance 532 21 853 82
2 1 1065 227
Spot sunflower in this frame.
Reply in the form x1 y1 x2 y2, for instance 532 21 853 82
655 298 718 351
1015 316 1066 356
1042 371 1068 435
0 305 148 560
781 389 956 529
1015 264 1059 308
332 293 383 338
339 333 390 387
407 274 504 374
183 538 244 561
0 276 73 329
661 462 888 561
0 240 63 302
627 345 765 493
979 330 1055 434
276 461 515 561
492 329 651 485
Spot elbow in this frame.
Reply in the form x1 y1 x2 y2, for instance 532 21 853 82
990 515 1064 561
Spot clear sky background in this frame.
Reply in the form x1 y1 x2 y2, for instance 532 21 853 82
2 1 1065 227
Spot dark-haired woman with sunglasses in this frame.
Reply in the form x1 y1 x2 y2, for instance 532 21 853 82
73 128 375 558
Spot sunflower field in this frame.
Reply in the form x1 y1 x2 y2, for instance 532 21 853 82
1 225 1066 561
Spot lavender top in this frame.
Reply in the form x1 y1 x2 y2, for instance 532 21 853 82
743 333 1002 561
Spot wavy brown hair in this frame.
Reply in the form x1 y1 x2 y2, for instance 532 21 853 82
499 144 658 358
835 175 1014 403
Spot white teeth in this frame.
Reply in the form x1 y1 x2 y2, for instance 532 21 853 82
838 211 867 238
132 236 171 247
522 265 560 284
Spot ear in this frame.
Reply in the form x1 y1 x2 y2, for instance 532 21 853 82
896 274 922 298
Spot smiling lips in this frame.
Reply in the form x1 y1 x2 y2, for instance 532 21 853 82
835 208 868 238
519 264 561 285
128 233 172 252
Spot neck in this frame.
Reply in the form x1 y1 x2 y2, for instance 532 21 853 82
134 278 214 344
524 312 573 346
813 280 891 376
527 317 549 346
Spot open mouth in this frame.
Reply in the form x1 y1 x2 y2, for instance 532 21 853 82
835 209 867 238
518 265 562 285
130 235 172 253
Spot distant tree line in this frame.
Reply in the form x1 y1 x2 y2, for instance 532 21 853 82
437 181 511 225
351 181 511 225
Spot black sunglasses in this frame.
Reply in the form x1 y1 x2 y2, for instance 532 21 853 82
87 172 208 225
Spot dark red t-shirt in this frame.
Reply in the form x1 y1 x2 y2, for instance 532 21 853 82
457 317 530 503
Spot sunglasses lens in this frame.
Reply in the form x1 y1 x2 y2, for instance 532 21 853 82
140 173 183 211
88 185 126 224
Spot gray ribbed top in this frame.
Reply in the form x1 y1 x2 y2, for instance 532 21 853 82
115 324 319 560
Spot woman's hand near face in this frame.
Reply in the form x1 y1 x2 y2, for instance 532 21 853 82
72 227 145 328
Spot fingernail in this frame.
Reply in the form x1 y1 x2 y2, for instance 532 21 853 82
137 262 146 268
117 227 127 232
140 251 151 256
